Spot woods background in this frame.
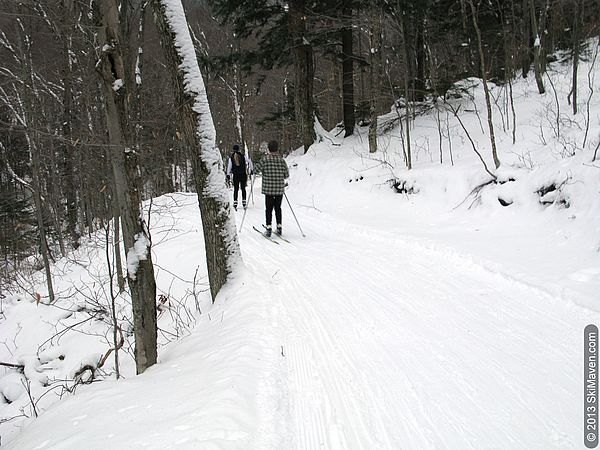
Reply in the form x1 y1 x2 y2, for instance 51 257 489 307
1 0 598 289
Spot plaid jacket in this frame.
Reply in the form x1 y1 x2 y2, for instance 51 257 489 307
254 154 289 195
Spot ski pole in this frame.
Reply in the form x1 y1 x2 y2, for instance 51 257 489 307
284 193 306 237
249 174 255 205
239 202 248 232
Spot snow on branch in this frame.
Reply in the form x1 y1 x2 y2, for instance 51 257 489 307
0 141 34 193
158 0 224 198
156 0 241 273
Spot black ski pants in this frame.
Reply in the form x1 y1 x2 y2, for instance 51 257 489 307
265 194 283 227
233 175 247 203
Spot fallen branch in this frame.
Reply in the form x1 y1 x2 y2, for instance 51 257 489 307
0 361 25 371
448 104 497 180
97 326 125 369
453 178 496 210
73 364 95 384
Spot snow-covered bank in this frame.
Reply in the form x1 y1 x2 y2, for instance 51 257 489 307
287 143 600 311
7 188 597 449
4 268 274 449
0 194 218 444
286 51 600 311
2 49 600 448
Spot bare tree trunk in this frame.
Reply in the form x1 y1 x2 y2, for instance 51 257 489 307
414 10 426 102
59 0 80 248
47 135 67 257
399 15 412 169
583 37 600 148
289 0 316 152
468 0 501 169
132 2 147 152
113 216 125 293
111 179 125 293
539 0 550 72
233 40 248 152
96 0 157 375
521 0 532 77
341 3 355 137
14 19 57 302
506 1 518 143
29 138 55 303
368 5 382 154
570 0 582 114
529 0 546 94
104 221 121 379
150 0 241 302
509 77 517 144
446 110 454 165
436 107 443 163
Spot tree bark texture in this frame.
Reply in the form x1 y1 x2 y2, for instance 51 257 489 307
96 0 157 375
529 0 546 94
341 4 355 137
521 0 533 77
289 0 316 152
399 15 412 169
60 34 79 247
150 0 241 302
571 0 582 114
368 6 383 153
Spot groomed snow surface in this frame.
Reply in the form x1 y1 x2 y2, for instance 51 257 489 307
2 50 600 448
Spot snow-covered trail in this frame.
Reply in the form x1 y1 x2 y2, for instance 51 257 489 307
240 197 595 449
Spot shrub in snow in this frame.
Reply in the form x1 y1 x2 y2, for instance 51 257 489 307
391 178 419 195
537 181 571 208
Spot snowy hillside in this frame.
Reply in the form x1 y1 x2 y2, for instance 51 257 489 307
1 50 600 449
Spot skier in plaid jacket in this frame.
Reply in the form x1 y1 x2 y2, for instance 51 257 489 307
254 140 289 237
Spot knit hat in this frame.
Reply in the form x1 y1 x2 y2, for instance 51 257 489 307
233 144 240 151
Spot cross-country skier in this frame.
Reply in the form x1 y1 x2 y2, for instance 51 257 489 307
226 144 253 210
254 140 289 237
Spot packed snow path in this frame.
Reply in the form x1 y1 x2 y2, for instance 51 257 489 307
240 197 593 449
3 191 596 450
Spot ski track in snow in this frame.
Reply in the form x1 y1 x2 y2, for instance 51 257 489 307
240 197 596 450
2 191 597 450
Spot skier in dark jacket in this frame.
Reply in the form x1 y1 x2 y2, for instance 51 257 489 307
254 140 289 237
226 144 253 210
